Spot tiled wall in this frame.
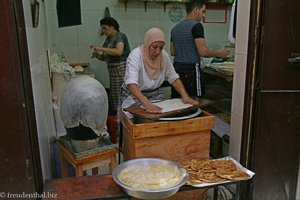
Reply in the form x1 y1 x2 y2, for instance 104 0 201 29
229 0 251 161
22 0 56 181
229 0 250 160
45 0 233 88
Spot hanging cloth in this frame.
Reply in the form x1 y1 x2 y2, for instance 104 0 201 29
233 0 238 38
104 7 111 18
101 7 111 36
228 0 238 43
57 0 82 27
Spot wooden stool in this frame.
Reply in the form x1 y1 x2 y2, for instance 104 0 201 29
58 141 118 177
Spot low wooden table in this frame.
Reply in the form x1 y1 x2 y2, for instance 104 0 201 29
42 175 208 200
43 175 241 200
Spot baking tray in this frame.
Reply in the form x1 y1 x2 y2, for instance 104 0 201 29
124 98 212 120
188 156 255 188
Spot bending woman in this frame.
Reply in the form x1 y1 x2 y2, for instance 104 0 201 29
119 27 198 117
91 17 130 114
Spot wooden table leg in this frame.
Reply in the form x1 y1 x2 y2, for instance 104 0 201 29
76 165 84 176
109 155 117 173
60 153 69 177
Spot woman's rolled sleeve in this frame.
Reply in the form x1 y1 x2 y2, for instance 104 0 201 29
124 50 140 85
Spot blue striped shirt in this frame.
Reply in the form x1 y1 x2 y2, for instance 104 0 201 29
171 19 204 64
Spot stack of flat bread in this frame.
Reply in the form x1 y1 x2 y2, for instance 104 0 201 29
118 164 186 190
182 159 250 185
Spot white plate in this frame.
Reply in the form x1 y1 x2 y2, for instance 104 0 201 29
159 109 202 121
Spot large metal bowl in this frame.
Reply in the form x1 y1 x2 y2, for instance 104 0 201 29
112 158 189 199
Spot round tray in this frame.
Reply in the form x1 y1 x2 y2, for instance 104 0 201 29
159 108 202 121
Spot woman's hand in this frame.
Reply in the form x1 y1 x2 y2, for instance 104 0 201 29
181 96 199 106
90 44 102 51
91 51 98 59
171 79 199 106
143 102 162 114
217 48 230 58
127 84 162 113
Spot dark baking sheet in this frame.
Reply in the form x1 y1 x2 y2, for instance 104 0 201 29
123 98 213 119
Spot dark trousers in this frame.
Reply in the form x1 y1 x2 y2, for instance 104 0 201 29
171 62 205 98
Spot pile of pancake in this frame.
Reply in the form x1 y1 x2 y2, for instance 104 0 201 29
118 164 186 190
182 159 250 185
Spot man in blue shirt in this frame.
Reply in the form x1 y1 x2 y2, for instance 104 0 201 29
170 0 230 98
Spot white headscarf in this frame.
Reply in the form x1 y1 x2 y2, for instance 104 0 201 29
140 27 165 79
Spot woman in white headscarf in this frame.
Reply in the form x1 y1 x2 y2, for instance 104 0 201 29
119 27 198 115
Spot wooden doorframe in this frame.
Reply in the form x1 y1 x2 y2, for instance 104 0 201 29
239 0 263 198
240 0 262 164
240 0 300 198
14 0 44 192
0 0 43 193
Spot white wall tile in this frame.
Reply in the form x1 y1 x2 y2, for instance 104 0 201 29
55 44 79 63
81 0 107 11
214 24 229 41
229 112 243 161
203 24 215 44
54 27 78 45
229 0 251 159
23 0 56 181
46 0 232 85
79 11 103 45
231 53 247 117
235 0 251 55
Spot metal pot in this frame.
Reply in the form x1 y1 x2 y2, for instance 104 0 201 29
112 158 189 199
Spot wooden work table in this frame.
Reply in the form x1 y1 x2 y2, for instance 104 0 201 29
43 174 242 200
43 175 127 200
43 175 209 200
120 110 214 162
